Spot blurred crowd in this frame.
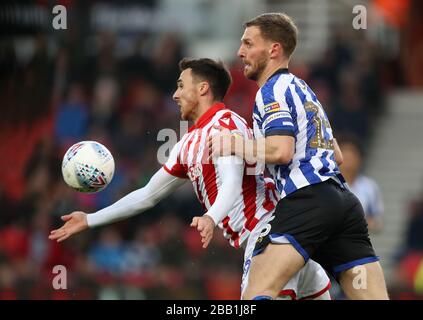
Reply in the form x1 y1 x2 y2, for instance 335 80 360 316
0 3 421 299
390 190 423 299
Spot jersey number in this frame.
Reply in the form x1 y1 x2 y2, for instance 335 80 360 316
304 102 334 150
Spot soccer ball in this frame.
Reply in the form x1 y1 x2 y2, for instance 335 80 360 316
61 141 115 193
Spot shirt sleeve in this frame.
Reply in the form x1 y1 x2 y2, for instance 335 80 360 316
204 155 244 226
259 99 295 137
86 168 186 227
163 140 188 179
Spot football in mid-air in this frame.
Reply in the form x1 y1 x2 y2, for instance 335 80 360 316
61 141 115 193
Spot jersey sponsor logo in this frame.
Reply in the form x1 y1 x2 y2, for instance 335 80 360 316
264 102 281 113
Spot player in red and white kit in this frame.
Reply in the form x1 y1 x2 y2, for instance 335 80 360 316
49 58 330 300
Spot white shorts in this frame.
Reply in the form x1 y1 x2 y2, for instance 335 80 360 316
241 213 331 300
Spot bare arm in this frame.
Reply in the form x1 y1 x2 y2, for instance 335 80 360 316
242 135 295 164
208 132 295 165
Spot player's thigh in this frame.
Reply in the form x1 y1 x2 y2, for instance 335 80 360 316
242 243 305 300
339 261 389 300
296 259 331 300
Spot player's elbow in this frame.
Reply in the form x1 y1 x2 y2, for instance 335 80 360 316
271 148 294 164
265 136 295 164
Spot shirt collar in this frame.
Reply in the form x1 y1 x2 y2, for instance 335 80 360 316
269 68 289 80
188 102 227 132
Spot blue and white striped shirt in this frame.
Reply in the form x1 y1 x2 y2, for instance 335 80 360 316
253 68 342 198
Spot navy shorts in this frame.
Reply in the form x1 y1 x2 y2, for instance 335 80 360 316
253 179 379 279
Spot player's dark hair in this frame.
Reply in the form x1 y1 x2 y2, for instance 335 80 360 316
179 58 232 101
244 13 298 59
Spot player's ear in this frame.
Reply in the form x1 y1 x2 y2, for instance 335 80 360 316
269 42 282 59
198 81 209 96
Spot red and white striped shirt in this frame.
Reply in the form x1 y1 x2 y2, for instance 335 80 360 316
164 103 278 248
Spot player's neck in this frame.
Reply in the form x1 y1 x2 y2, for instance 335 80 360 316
193 100 219 124
257 61 289 87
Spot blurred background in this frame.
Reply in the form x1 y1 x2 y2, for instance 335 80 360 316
0 0 422 300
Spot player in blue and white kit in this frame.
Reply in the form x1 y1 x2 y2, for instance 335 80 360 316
209 13 388 300
50 58 331 300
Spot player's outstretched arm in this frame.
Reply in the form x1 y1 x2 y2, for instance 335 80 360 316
49 168 186 242
190 155 243 248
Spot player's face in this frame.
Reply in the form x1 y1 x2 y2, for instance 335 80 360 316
238 26 270 81
173 69 199 121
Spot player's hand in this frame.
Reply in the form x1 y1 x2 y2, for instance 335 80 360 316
207 128 235 161
49 211 88 242
190 215 215 249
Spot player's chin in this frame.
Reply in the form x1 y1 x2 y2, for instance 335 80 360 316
244 68 257 80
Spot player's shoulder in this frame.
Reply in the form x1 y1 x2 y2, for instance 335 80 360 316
214 109 249 128
167 138 183 158
208 109 251 137
263 72 294 94
256 72 295 109
172 132 192 152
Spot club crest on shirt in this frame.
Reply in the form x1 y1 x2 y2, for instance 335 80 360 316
187 163 202 181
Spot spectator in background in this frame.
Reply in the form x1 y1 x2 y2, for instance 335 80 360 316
89 227 128 276
54 83 89 150
331 68 370 141
338 136 384 232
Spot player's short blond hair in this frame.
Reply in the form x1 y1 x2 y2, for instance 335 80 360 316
244 13 298 59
